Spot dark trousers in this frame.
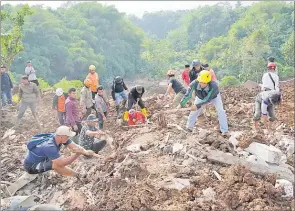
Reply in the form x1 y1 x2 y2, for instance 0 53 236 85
1 89 12 105
127 94 145 110
98 112 107 129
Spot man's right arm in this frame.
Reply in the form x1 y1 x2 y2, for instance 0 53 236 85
52 154 80 167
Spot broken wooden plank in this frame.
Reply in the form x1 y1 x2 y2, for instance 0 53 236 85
206 150 294 183
213 170 222 181
7 173 38 196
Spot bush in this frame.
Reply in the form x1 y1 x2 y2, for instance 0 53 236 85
219 75 241 88
53 78 83 93
37 78 51 91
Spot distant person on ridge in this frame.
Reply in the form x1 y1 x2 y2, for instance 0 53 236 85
1 65 13 107
52 88 68 125
24 61 39 86
182 64 190 86
87 65 99 99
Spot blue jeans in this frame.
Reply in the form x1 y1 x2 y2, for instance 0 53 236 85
1 89 12 106
186 94 228 133
115 91 128 106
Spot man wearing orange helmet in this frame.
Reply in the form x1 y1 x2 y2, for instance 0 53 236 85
180 70 228 135
87 65 99 99
261 62 279 91
164 70 187 105
80 78 97 120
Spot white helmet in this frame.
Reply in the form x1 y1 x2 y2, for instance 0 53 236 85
55 88 64 97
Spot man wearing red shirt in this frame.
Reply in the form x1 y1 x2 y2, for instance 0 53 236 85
127 109 146 126
182 64 190 86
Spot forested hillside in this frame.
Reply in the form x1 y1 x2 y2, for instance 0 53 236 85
1 1 294 86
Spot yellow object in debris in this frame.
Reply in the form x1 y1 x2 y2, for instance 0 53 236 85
123 111 129 121
141 108 148 117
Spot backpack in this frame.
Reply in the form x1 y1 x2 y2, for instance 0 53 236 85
27 133 55 151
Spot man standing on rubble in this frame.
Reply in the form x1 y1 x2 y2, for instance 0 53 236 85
261 62 279 91
23 125 96 178
16 76 41 127
180 70 228 135
52 88 68 125
164 70 187 105
87 65 99 99
80 78 97 120
111 76 128 117
189 59 203 82
65 88 82 136
182 64 190 86
1 65 13 107
123 85 148 121
253 90 281 131
95 85 109 129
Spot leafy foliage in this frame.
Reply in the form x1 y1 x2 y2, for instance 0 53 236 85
37 78 51 91
219 76 241 88
53 78 83 93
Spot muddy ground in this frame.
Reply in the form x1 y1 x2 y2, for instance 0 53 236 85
0 81 294 210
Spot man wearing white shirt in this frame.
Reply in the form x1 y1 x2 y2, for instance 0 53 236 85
25 61 39 86
261 62 279 91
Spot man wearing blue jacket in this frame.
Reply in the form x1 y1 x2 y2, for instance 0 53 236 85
1 65 13 106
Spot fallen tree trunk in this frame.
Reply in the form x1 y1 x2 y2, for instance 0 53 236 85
206 150 294 183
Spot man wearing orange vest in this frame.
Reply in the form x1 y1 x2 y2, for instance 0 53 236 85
87 65 99 99
52 88 68 125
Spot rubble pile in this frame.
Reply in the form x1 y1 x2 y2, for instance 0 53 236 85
0 80 294 210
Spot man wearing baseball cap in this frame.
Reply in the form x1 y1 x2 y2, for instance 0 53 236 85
23 126 97 178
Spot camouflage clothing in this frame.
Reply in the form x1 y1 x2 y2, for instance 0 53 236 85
78 124 97 150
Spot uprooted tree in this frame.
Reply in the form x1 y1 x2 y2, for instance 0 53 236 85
0 5 33 69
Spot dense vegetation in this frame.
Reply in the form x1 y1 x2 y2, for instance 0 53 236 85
1 1 294 88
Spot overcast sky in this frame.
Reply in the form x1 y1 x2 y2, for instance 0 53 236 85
2 1 256 17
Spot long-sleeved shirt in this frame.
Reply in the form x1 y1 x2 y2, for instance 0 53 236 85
262 72 279 91
24 66 37 81
87 72 99 92
19 82 40 103
65 97 81 126
80 86 93 109
95 93 108 113
189 68 202 82
180 80 219 108
182 69 190 85
129 87 145 100
1 72 13 91
111 80 128 100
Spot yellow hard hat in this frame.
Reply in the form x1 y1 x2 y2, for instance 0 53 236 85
84 78 92 87
167 70 175 76
197 70 212 83
89 65 96 71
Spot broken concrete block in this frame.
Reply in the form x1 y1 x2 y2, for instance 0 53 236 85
275 179 293 197
202 187 216 201
245 142 283 164
246 155 268 166
173 143 184 153
126 144 141 152
165 178 190 191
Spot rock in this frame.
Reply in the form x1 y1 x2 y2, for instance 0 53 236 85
182 158 194 166
165 178 190 191
202 187 216 201
246 155 268 166
173 143 184 153
275 179 293 197
245 142 283 164
228 131 243 150
126 144 142 152
9 135 16 140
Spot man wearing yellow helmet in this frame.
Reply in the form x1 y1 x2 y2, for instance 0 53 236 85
180 70 228 135
164 70 187 105
87 65 99 99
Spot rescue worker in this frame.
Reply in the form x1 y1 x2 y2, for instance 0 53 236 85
1 65 13 106
253 90 281 131
124 85 148 120
79 114 107 153
267 56 278 74
127 109 146 126
189 59 203 82
95 85 109 129
24 61 39 86
80 78 97 120
111 76 128 117
65 88 82 136
164 70 187 105
87 65 99 99
182 64 190 86
23 125 95 178
202 63 217 82
180 70 228 135
52 88 68 125
16 76 41 126
261 62 279 91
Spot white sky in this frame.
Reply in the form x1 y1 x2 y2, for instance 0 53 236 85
2 1 255 17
